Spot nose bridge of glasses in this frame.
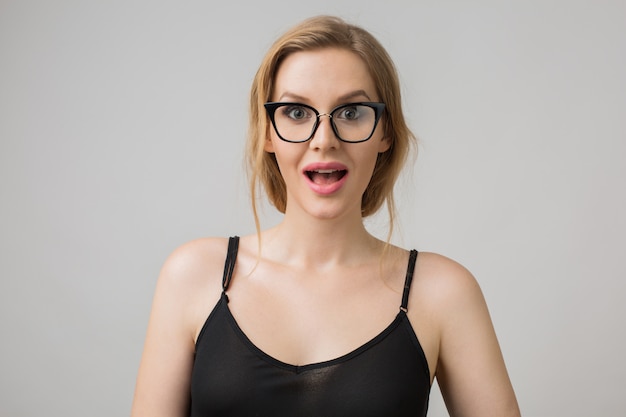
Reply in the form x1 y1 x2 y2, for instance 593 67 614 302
316 112 333 128
311 112 339 142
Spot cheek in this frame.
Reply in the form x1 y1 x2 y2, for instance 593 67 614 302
352 149 382 185
269 142 301 175
374 122 390 153
264 133 276 153
378 137 391 153
364 114 387 151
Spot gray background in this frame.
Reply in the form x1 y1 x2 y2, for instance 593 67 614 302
1 1 625 416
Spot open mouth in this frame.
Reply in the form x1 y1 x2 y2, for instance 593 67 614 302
305 169 348 185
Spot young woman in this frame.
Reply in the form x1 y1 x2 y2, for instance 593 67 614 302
131 15 521 417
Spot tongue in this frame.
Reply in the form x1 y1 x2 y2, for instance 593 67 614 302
310 171 344 185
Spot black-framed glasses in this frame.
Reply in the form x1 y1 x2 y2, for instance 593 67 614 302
264 102 385 143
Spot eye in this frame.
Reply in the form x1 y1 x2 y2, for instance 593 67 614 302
335 106 361 121
282 105 313 121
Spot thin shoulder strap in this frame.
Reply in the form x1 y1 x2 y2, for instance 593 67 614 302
222 236 240 291
400 249 419 312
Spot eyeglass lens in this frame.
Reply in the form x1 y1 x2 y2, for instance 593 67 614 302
272 104 378 142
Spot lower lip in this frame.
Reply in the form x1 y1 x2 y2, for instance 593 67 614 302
304 172 348 195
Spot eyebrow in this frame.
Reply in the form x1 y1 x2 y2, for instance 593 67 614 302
277 89 373 102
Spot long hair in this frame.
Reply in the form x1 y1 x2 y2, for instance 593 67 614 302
246 15 416 238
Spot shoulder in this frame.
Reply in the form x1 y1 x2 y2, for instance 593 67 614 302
149 237 233 339
159 237 230 285
153 237 231 306
413 251 483 302
408 251 488 331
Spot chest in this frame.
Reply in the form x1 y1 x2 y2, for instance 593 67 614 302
225 268 404 366
190 296 430 417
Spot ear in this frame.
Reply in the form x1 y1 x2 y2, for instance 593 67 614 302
378 136 391 153
264 137 275 153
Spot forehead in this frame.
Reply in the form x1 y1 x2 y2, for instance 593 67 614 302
272 48 378 102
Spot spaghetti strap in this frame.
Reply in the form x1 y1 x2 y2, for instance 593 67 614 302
222 236 240 291
400 249 418 312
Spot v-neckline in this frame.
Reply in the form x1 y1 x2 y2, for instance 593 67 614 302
220 292 406 374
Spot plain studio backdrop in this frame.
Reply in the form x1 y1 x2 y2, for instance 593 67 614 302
1 1 624 416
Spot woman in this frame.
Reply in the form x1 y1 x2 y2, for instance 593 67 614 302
131 15 521 417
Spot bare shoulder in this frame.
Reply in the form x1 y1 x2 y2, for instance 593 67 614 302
158 237 230 290
151 236 231 338
411 251 484 311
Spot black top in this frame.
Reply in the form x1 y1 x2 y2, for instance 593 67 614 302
190 236 430 416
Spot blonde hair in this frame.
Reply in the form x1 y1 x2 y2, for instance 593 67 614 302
247 15 416 238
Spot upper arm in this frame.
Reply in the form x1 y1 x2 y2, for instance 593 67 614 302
131 239 225 417
423 254 521 417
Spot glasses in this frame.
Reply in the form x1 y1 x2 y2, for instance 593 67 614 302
264 102 385 143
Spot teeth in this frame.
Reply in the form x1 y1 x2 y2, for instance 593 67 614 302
315 169 336 174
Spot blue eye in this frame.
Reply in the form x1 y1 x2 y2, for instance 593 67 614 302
282 105 312 121
336 106 361 120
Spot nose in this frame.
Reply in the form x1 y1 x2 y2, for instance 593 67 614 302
309 114 340 150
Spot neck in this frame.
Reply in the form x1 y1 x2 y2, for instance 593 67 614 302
261 206 384 270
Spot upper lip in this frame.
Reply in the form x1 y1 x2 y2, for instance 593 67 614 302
302 162 348 174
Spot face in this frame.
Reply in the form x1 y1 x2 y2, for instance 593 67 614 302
264 48 390 220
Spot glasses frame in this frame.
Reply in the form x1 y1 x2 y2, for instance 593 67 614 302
264 102 386 143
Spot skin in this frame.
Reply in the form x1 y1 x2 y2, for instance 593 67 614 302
131 48 521 417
